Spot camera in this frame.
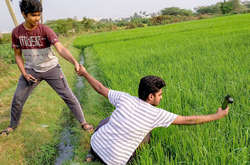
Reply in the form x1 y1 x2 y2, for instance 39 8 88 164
222 95 234 110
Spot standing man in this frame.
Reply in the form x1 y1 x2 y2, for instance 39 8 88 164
0 0 93 135
78 65 229 165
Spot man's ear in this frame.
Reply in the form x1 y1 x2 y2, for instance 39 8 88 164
147 93 154 101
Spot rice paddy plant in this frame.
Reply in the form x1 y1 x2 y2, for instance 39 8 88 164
74 14 250 164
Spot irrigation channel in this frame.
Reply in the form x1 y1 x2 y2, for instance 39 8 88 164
54 53 85 165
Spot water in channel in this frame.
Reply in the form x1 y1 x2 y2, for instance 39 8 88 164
55 54 85 165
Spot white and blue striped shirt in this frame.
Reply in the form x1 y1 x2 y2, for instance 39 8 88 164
91 90 178 165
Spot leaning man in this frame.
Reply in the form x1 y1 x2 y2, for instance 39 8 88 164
78 65 229 165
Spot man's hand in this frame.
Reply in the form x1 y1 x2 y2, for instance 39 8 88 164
74 62 80 74
77 64 109 98
23 73 37 83
78 64 87 76
216 107 229 118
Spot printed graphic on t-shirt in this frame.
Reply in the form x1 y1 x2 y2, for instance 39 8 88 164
19 36 43 47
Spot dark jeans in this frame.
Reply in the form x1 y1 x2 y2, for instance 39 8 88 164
9 65 85 128
90 117 151 164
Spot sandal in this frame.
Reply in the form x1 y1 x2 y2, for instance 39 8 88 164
0 127 14 136
85 152 95 162
81 123 94 133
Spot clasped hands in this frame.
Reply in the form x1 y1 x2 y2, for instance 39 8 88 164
75 63 87 76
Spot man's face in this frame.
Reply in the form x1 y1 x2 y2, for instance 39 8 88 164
149 88 163 106
23 12 41 27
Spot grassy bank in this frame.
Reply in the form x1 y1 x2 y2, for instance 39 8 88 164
0 36 82 164
74 14 249 164
67 47 113 165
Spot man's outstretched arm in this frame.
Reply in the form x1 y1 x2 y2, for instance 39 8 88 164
54 42 80 74
78 65 109 98
172 107 229 125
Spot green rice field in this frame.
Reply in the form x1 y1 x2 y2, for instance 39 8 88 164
74 14 249 164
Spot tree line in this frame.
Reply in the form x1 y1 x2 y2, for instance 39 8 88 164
44 0 250 36
1 0 250 39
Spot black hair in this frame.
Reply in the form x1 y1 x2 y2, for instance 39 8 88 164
138 75 166 101
19 0 42 15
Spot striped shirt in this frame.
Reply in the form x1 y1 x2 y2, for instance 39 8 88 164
91 90 178 165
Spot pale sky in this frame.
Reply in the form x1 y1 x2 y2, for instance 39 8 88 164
0 0 231 32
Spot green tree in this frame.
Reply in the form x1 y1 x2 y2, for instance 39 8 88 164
220 0 246 14
195 3 221 14
130 12 150 27
46 19 74 36
232 0 241 11
161 7 193 16
81 17 96 30
242 1 250 8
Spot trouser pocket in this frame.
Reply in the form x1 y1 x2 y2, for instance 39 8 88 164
59 74 67 88
25 68 38 86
